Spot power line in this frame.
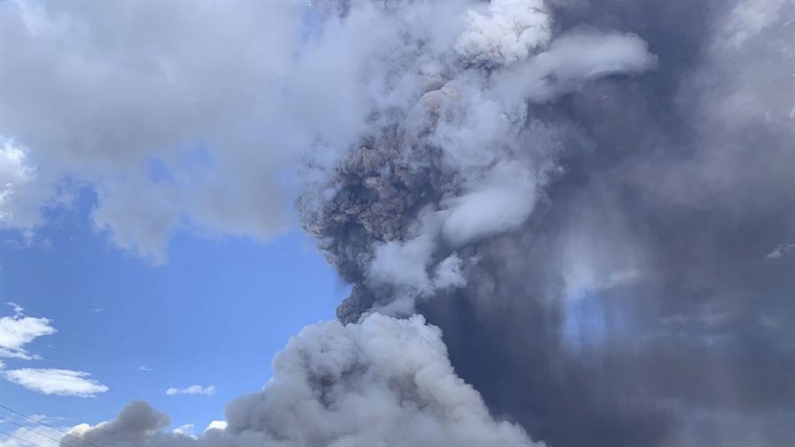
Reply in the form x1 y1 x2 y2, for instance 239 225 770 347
0 405 102 447
0 428 50 447
0 416 84 447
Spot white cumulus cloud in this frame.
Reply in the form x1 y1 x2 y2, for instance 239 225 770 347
3 368 109 397
203 421 227 432
0 0 307 263
0 302 56 360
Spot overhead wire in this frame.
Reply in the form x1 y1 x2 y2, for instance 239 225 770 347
0 428 51 447
0 404 101 447
0 416 83 447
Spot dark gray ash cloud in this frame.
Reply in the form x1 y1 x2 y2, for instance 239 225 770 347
298 1 795 446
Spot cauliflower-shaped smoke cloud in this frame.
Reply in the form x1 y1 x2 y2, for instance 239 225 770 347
66 315 543 447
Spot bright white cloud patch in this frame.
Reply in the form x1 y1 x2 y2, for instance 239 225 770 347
0 302 56 360
0 304 107 398
171 424 195 437
370 223 440 294
203 421 227 432
3 368 109 397
441 163 538 248
455 0 552 67
165 385 216 396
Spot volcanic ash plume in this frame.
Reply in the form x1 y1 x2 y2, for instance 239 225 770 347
299 0 657 323
38 0 795 446
297 0 795 446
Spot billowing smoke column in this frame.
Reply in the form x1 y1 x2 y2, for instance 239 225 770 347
299 0 659 322
66 0 795 446
67 316 543 447
297 0 795 446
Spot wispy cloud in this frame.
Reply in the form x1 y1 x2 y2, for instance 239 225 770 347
26 415 72 425
766 242 795 259
8 303 22 315
3 368 109 397
0 425 66 447
138 365 153 372
0 303 56 360
165 385 216 396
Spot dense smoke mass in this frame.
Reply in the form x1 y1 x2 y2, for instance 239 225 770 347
7 0 793 446
65 316 542 447
297 0 795 446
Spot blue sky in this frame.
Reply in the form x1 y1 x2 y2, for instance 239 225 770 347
0 1 347 434
0 189 344 431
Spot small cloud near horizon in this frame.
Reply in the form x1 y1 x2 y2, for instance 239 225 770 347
165 385 216 396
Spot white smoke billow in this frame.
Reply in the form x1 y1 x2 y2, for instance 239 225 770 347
455 0 552 68
65 315 542 447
